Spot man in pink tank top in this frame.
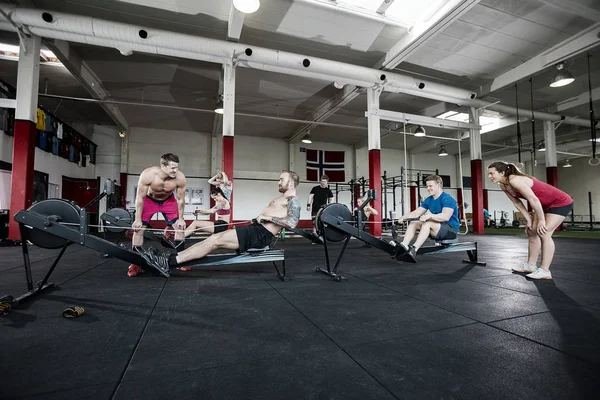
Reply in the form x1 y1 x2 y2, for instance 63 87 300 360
488 161 573 280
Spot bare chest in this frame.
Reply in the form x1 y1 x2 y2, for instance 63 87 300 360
149 176 177 194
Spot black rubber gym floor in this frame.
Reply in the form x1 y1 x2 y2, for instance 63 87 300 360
1 234 599 399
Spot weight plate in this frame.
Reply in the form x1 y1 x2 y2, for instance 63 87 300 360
26 199 81 249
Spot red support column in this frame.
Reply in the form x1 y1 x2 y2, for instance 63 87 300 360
457 188 464 219
470 159 484 234
222 136 234 217
483 189 489 211
409 186 417 211
368 149 382 237
8 120 36 240
546 166 558 188
119 172 128 208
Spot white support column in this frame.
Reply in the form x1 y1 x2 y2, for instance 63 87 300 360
366 87 382 236
544 120 557 167
15 35 41 121
468 107 482 160
367 87 381 151
120 134 128 173
222 63 235 137
288 142 294 171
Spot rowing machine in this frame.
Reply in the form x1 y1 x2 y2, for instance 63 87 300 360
2 180 172 309
313 190 485 281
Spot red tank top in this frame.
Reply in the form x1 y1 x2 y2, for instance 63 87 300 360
216 208 230 216
513 178 572 210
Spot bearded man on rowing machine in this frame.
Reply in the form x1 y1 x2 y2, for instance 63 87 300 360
140 170 301 272
395 174 460 262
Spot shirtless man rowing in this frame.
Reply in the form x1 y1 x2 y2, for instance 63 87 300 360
128 153 187 277
140 170 301 272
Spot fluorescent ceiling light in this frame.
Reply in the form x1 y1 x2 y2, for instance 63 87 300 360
385 0 444 25
0 42 64 66
589 138 600 142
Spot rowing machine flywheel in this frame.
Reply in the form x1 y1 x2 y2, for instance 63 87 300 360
24 199 81 249
315 203 352 243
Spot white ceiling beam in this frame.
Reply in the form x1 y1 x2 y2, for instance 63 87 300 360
482 23 600 95
45 39 129 131
376 0 481 69
375 109 480 130
0 98 16 108
227 4 245 41
287 0 479 143
535 0 600 22
557 86 600 112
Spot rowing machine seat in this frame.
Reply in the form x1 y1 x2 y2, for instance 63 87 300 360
246 246 270 254
436 238 459 245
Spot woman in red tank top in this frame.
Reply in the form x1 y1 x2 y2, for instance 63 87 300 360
184 187 231 237
488 161 573 280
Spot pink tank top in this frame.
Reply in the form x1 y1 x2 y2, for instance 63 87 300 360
216 208 231 216
513 178 572 210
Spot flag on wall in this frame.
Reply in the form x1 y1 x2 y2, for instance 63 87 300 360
306 149 345 182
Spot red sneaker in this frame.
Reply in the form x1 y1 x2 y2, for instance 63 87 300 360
177 267 192 272
128 264 143 277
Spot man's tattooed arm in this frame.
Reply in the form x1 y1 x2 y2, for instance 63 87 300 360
270 197 301 229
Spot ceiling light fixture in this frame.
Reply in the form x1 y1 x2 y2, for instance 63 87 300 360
562 159 572 168
119 131 126 138
214 96 224 114
233 0 260 14
301 131 313 144
549 62 575 88
537 141 546 152
333 82 345 89
414 125 426 137
438 145 448 157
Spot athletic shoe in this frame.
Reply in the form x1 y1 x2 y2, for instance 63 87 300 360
127 264 142 277
404 245 418 263
177 267 192 272
526 268 552 280
512 263 537 273
394 242 410 260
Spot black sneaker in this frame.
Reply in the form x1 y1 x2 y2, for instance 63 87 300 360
137 246 171 277
405 245 418 263
394 242 410 260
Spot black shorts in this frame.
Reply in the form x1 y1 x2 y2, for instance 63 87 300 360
546 202 573 217
431 221 458 241
214 220 228 234
236 222 274 253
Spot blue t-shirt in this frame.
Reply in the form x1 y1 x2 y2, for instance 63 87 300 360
421 192 460 231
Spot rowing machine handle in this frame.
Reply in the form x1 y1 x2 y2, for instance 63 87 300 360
44 215 61 227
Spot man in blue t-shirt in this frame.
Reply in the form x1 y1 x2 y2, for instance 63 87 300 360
395 174 460 263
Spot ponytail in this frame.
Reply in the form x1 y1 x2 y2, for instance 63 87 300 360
488 161 531 179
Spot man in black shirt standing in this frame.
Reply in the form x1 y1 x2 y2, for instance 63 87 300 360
307 174 334 235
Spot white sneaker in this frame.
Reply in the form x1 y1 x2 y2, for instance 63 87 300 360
512 263 537 273
526 268 552 280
